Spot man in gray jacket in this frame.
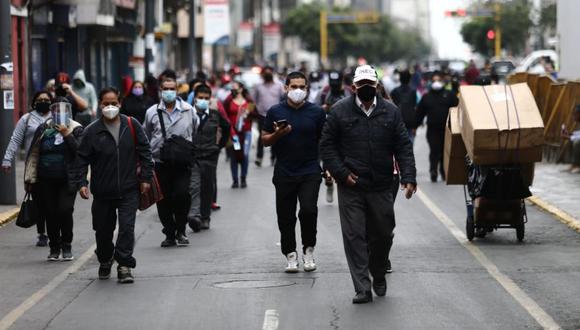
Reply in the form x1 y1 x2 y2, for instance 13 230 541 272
144 77 199 247
72 69 98 124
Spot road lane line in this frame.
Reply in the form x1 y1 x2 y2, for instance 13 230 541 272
0 243 96 330
415 189 561 330
262 309 279 330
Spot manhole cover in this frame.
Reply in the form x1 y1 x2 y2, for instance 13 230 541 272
213 280 296 289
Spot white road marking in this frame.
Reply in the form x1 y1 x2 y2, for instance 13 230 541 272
262 309 279 330
0 243 97 330
416 189 561 330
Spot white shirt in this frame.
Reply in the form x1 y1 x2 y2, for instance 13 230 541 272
355 96 377 117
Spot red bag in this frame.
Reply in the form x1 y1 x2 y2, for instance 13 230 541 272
127 117 163 210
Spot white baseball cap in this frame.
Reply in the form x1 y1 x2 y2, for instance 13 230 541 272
353 65 378 84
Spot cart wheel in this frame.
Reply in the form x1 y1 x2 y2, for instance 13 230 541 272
466 216 475 241
475 227 487 238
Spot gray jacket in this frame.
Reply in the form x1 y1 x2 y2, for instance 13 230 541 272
144 98 200 163
72 69 98 113
2 111 51 167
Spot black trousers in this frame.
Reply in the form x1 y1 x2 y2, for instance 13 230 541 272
256 115 265 160
427 127 445 177
273 174 321 255
337 185 395 293
35 179 75 250
92 191 139 268
199 160 217 221
155 163 192 238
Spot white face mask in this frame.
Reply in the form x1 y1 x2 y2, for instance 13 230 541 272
431 81 444 91
102 105 120 120
288 89 307 104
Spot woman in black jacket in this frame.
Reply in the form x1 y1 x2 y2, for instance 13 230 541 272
24 98 83 261
121 81 154 123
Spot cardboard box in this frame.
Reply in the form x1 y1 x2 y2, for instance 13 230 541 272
444 107 468 185
458 83 544 165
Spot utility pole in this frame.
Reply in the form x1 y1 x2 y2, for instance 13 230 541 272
0 0 16 204
494 2 502 58
187 0 197 79
145 0 155 78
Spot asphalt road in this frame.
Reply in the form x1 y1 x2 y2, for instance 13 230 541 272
0 128 579 330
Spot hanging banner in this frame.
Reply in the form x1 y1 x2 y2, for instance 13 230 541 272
203 0 230 45
263 22 281 60
237 21 254 49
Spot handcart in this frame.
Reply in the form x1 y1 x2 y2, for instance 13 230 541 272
463 160 532 242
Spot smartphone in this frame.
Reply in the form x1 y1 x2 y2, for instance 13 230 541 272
276 119 288 128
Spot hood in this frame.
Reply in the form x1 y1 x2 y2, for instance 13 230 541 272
73 70 87 86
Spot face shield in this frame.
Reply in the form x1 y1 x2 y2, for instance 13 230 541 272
50 102 72 127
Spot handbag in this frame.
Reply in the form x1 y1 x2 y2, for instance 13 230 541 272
127 117 164 210
157 109 194 168
15 192 39 228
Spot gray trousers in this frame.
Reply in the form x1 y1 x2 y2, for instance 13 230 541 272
337 185 395 293
188 159 217 222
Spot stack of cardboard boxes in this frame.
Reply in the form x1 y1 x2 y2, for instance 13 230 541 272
444 83 544 186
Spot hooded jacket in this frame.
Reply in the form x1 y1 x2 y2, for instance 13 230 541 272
72 70 98 113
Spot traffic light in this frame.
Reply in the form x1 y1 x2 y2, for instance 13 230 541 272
487 29 496 40
445 9 467 17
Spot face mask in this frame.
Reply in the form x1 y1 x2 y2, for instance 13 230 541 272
161 90 177 103
263 73 273 82
35 102 51 114
287 89 307 104
431 81 444 91
231 90 239 97
356 85 377 102
132 87 144 96
102 105 120 120
195 99 209 111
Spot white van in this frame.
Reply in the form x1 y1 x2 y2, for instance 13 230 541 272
515 50 559 74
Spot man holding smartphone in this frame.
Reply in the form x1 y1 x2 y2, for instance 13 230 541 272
262 71 326 273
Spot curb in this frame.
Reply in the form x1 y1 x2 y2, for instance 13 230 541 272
527 196 580 233
0 207 20 227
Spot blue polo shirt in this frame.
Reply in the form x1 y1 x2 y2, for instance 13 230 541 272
264 101 326 178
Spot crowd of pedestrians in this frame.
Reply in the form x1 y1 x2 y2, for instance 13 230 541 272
6 62 503 304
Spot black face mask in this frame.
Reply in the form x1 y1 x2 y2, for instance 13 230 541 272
356 85 377 102
35 102 51 114
263 73 273 82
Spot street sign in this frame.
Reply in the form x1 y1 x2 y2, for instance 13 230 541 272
327 12 379 24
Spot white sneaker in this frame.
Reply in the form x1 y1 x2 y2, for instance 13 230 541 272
285 252 299 273
326 185 334 203
303 247 317 272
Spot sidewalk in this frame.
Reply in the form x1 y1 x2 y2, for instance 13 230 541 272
529 162 580 230
0 160 25 226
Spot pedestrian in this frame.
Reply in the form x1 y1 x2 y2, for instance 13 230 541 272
464 60 480 85
252 66 285 167
188 84 230 232
319 71 349 204
2 91 54 247
121 81 154 123
224 81 256 188
262 71 326 273
561 105 580 173
25 97 83 261
320 65 417 304
54 72 89 124
75 87 153 283
72 69 98 125
416 71 459 182
390 69 418 143
144 77 199 247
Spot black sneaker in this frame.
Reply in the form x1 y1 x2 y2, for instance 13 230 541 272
47 249 60 261
188 216 202 233
36 234 48 247
61 245 74 261
372 278 387 297
161 238 177 248
231 181 239 189
255 158 262 167
430 172 437 182
99 260 114 280
386 259 393 274
117 266 134 284
352 291 373 304
176 233 190 246
200 219 210 230
241 178 247 188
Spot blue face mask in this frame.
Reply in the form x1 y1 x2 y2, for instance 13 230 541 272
161 90 177 103
195 99 209 111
